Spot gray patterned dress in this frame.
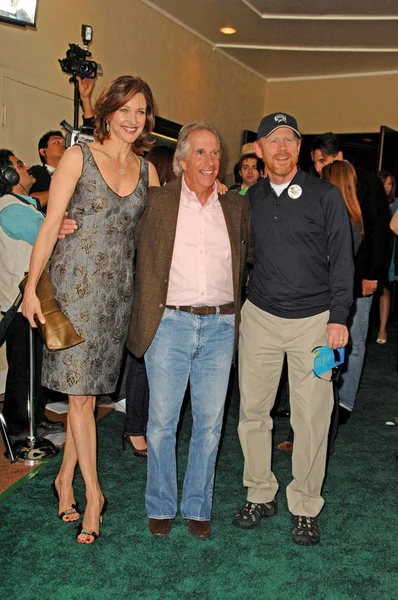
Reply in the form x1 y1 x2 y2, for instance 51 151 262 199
42 143 148 395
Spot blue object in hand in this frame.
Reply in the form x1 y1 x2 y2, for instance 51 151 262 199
313 346 345 377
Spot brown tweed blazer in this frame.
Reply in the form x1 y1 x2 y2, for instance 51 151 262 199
127 178 250 358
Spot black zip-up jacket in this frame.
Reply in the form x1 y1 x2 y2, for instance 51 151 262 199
247 169 354 325
353 167 390 296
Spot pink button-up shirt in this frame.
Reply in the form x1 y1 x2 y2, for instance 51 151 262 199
166 177 234 306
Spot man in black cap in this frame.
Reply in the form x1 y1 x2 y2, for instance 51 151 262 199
232 113 354 545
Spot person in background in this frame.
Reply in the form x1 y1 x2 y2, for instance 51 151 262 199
30 77 96 208
323 161 363 255
277 159 363 454
388 207 398 426
375 171 397 343
145 145 177 186
122 144 177 457
310 133 389 423
29 130 66 206
229 143 264 195
0 150 71 436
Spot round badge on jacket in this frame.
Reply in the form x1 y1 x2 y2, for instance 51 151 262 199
288 184 302 199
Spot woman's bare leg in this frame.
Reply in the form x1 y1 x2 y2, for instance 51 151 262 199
130 435 147 450
378 288 391 341
54 409 79 522
67 394 105 544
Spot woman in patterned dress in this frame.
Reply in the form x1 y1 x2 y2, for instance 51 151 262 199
22 76 160 544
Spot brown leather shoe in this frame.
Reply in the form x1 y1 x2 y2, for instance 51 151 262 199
148 518 172 536
187 519 211 538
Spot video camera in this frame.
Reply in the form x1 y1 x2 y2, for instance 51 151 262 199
59 43 98 80
59 25 102 80
59 25 102 147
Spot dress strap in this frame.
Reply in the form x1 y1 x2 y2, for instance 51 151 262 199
76 142 92 176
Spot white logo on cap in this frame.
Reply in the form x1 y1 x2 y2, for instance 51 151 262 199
274 114 287 124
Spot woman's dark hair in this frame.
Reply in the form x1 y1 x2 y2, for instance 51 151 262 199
0 149 15 197
94 75 155 151
377 170 396 203
145 146 176 186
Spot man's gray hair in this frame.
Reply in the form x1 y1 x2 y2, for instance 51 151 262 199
173 120 222 177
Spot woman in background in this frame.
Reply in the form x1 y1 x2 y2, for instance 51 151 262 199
278 160 363 453
376 171 397 343
323 161 363 254
122 144 176 457
145 145 176 186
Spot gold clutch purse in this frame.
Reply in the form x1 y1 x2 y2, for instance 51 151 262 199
19 270 85 351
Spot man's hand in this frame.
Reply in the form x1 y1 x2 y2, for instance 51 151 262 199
77 76 95 99
326 323 348 349
77 76 96 120
58 212 78 239
362 279 377 297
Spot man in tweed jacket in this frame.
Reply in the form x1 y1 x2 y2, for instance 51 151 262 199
127 121 250 538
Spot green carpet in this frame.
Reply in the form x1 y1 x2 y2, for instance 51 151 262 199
1 326 397 600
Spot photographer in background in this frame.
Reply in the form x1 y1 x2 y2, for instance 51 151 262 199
29 130 65 206
30 76 96 208
0 149 65 436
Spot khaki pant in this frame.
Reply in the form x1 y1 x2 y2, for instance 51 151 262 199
238 300 334 517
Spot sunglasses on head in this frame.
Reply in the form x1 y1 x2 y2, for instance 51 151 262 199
312 346 341 383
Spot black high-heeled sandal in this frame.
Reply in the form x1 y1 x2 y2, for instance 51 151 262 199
121 433 147 458
76 497 108 544
51 481 80 522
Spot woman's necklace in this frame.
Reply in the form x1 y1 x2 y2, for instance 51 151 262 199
105 151 135 175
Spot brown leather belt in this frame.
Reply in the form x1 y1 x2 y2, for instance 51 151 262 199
165 304 235 315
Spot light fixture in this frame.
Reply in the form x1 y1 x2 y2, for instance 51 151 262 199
220 26 237 34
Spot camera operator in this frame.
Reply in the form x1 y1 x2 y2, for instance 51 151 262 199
0 150 64 434
30 76 96 209
0 150 74 436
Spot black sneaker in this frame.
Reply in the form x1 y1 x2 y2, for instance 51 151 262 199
291 515 320 546
232 500 277 529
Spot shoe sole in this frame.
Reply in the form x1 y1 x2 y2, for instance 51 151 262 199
292 536 320 546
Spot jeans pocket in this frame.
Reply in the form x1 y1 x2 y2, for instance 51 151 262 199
161 307 175 321
219 313 235 327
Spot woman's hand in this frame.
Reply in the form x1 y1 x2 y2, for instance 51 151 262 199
216 179 227 195
22 288 45 328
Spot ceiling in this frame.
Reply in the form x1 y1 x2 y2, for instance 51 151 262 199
140 0 398 81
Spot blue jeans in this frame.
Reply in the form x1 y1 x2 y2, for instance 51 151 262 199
338 295 373 412
144 307 235 520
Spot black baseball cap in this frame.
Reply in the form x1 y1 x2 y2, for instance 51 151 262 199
256 113 301 140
